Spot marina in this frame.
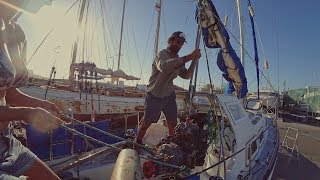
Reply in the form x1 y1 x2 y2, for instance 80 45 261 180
273 119 320 180
0 0 319 179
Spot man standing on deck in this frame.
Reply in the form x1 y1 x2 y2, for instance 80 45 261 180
135 31 201 147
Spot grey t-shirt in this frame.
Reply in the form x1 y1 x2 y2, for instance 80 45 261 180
147 47 189 98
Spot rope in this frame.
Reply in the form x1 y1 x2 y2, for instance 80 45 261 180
203 42 214 93
61 114 127 140
132 26 144 83
139 7 156 83
61 123 122 151
59 118 187 172
59 109 278 178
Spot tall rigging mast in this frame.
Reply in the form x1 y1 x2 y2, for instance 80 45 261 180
68 0 88 88
153 0 162 59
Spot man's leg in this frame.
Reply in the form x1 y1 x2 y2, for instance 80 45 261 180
162 93 178 136
166 120 177 136
135 118 151 145
135 93 161 146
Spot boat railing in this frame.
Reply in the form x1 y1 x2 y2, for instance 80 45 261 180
45 110 142 161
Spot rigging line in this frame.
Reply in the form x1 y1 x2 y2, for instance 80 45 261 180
209 48 220 81
248 78 256 88
101 2 117 62
273 0 280 93
132 25 144 83
102 2 115 61
161 4 167 42
124 4 131 53
93 5 104 68
82 1 90 61
61 114 126 141
99 0 109 68
203 42 214 93
26 0 80 65
96 31 103 68
255 21 271 89
85 1 92 59
89 3 99 59
18 15 34 42
88 1 96 59
183 0 194 25
209 10 276 93
51 46 60 67
60 115 184 170
101 2 116 69
139 8 156 79
123 10 133 77
254 22 267 62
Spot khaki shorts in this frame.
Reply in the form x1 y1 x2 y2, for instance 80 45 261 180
144 92 178 123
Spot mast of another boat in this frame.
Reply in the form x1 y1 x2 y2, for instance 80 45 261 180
68 0 87 88
116 0 127 85
236 0 245 66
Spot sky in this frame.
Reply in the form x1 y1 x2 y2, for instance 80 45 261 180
17 0 320 92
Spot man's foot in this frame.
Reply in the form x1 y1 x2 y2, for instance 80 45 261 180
133 140 157 155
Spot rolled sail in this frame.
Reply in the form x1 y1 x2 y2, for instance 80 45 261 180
197 0 248 98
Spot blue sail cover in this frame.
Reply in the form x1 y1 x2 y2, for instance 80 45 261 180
197 0 248 98
248 0 260 99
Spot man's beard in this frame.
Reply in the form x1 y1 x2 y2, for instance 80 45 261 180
169 45 181 55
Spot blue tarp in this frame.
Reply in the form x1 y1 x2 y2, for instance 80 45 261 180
26 119 121 160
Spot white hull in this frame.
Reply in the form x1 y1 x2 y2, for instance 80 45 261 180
43 94 278 180
19 86 210 121
19 86 145 116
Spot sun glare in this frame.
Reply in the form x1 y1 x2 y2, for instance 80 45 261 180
19 3 85 79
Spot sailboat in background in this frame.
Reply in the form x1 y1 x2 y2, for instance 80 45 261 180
20 0 196 126
20 0 147 127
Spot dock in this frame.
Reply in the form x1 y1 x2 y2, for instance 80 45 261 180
272 118 320 180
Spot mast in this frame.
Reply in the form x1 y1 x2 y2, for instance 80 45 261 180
68 0 87 87
100 0 108 67
153 0 162 58
236 0 245 66
187 0 202 115
117 0 126 71
116 0 127 85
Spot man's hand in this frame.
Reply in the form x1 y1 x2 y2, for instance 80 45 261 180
40 100 63 118
26 107 64 133
187 49 201 60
